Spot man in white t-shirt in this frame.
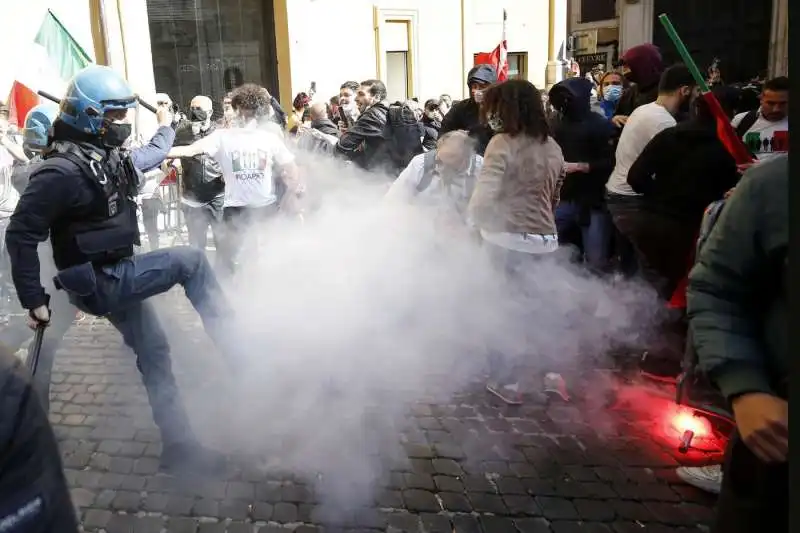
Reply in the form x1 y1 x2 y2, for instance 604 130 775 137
604 64 697 275
731 76 788 164
168 84 300 273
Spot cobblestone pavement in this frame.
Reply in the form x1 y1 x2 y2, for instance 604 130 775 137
47 293 722 533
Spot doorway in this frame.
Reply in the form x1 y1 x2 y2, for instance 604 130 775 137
652 0 772 83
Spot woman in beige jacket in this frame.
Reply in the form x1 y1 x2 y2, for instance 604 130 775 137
467 79 566 404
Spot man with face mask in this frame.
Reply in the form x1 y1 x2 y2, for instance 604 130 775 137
5 65 236 475
440 64 497 156
173 95 225 255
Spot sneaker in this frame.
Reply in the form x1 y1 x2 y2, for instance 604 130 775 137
486 380 523 405
543 372 570 402
675 464 723 494
160 442 227 476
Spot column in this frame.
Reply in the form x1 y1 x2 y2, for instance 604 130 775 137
545 0 568 88
618 0 654 52
768 0 788 77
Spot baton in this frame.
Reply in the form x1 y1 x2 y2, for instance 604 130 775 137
37 90 158 114
25 294 50 376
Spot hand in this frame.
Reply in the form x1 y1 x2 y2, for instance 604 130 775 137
737 161 756 174
611 115 629 128
732 392 789 463
723 187 735 199
564 162 590 174
156 103 173 127
27 305 50 330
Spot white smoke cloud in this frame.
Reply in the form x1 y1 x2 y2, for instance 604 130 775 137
173 146 662 514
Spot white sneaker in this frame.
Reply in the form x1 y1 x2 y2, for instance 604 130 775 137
543 372 570 402
676 464 723 494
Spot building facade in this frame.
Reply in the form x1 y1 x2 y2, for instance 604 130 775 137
567 0 788 83
3 0 572 137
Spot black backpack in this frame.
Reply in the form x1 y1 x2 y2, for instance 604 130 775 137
385 104 424 172
734 110 759 139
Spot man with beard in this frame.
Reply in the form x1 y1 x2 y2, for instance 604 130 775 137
335 79 392 172
440 64 497 156
606 64 698 275
173 95 225 255
612 44 665 129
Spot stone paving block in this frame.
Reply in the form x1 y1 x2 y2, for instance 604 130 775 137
273 501 299 522
197 523 226 533
168 517 200 533
466 492 507 514
82 509 112 529
574 498 616 522
514 518 553 533
432 475 463 493
419 513 452 533
502 494 542 516
437 492 472 513
218 500 251 520
551 521 614 532
386 512 421 532
450 515 481 533
535 496 580 520
227 522 256 533
401 489 440 512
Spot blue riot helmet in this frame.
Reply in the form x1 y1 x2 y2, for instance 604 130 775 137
58 65 138 146
22 102 59 153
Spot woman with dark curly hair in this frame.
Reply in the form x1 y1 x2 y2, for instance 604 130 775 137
168 83 301 274
467 79 566 404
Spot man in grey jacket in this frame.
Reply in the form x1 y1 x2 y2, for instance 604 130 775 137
686 154 788 533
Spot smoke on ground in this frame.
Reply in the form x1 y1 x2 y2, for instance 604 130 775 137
191 148 662 512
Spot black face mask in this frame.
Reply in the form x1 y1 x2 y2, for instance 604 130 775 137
190 108 209 122
103 122 132 147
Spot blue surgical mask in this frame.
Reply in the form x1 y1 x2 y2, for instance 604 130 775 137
603 85 623 103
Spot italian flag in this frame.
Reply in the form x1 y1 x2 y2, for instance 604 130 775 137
6 9 92 126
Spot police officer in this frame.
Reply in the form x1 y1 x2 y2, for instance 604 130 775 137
5 65 233 474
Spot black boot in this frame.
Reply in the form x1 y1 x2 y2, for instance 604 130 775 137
159 441 227 476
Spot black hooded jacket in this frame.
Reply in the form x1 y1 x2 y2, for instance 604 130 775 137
440 64 497 156
549 78 616 208
174 121 224 203
627 119 739 225
615 44 664 117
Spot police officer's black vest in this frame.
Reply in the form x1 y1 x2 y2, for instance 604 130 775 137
42 141 141 269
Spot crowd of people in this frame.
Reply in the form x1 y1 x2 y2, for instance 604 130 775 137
0 40 788 533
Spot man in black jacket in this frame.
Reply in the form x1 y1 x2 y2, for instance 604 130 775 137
174 95 225 254
686 155 788 533
440 64 497 156
336 79 391 172
548 77 616 273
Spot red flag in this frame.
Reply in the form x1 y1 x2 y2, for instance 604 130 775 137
474 41 508 82
702 92 753 165
7 81 40 127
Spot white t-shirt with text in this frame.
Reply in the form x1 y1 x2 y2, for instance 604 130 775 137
731 111 789 162
194 122 295 208
605 102 677 196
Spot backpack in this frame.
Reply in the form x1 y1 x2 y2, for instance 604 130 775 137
415 150 479 195
734 110 759 139
385 104 424 172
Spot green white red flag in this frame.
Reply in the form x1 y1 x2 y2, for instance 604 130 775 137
6 9 92 126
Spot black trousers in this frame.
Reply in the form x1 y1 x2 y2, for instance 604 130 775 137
714 429 788 532
607 197 696 301
219 204 279 275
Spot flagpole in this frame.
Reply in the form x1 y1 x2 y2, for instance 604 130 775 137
502 9 507 43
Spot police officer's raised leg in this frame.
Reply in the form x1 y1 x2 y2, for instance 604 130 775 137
105 299 216 472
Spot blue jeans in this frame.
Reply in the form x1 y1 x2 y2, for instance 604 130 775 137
555 202 612 273
55 246 234 445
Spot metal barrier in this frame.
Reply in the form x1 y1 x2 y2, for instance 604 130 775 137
157 166 187 246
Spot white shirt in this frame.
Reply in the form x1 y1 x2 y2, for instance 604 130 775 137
193 121 295 208
385 152 484 206
605 102 677 196
731 111 789 162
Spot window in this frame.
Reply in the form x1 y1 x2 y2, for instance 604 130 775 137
375 9 417 99
472 52 527 80
507 52 527 80
145 0 279 120
580 0 616 23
